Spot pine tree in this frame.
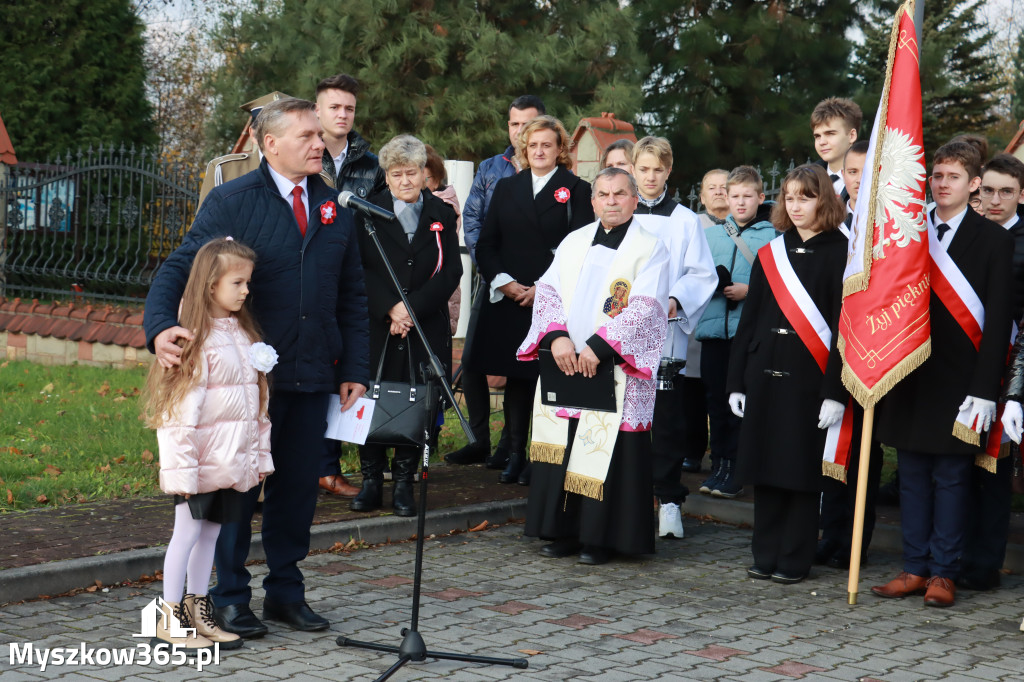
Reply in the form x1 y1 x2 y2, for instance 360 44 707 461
204 0 644 161
855 0 998 157
634 0 858 182
0 0 155 160
1012 32 1024 125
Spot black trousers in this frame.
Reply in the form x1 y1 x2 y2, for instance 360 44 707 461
460 281 508 448
651 376 707 503
819 437 884 558
504 375 537 454
752 485 819 576
212 391 328 606
700 339 740 465
960 453 1013 581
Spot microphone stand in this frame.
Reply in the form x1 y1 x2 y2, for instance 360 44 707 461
336 207 528 679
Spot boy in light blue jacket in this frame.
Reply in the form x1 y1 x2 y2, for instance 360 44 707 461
695 166 778 498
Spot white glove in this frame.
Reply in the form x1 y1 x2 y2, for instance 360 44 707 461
728 392 746 418
1001 401 1024 444
959 395 997 433
817 399 846 430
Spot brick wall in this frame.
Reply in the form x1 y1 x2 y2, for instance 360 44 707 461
0 298 152 368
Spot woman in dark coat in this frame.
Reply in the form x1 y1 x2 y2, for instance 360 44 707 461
351 134 462 516
463 115 594 484
726 164 849 583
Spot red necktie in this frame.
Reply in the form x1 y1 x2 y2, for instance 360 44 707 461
291 185 307 236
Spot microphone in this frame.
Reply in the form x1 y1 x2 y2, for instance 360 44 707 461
339 190 396 222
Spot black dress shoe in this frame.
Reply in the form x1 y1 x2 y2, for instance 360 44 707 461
538 540 582 558
498 451 525 484
517 462 531 486
262 599 329 632
826 550 868 570
213 603 268 639
445 442 488 465
578 546 612 565
955 571 1001 591
746 565 772 580
485 444 511 470
771 571 808 585
681 457 702 473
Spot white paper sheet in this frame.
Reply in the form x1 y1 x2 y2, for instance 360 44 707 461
324 395 375 445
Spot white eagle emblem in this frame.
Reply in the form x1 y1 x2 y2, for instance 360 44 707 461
872 127 926 258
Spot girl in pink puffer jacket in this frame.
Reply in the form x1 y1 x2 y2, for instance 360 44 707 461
142 237 276 650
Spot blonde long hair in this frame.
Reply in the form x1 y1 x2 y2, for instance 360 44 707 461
143 238 268 427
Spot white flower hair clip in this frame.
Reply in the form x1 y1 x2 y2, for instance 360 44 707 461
249 342 279 372
225 236 234 241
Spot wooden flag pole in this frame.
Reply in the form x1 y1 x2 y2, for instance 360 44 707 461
847 405 875 605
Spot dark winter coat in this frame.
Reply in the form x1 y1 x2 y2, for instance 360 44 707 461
464 166 594 378
462 145 518 262
727 228 849 492
320 129 387 200
876 209 1013 455
358 190 462 385
144 159 370 393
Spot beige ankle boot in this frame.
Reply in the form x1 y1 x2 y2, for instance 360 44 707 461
183 594 243 649
152 599 214 649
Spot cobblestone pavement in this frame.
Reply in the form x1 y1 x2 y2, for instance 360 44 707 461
1 519 1022 681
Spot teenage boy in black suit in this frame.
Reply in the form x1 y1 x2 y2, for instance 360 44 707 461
810 97 861 202
872 141 1013 608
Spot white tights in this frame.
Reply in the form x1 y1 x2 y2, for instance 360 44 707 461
162 502 221 603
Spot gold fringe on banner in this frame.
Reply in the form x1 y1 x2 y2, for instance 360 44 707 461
952 421 982 448
974 453 998 473
839 336 931 408
530 441 565 465
564 471 604 501
822 460 848 483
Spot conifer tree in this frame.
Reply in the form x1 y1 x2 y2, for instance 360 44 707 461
855 0 998 157
0 0 155 159
634 0 857 182
1012 32 1024 125
204 0 644 161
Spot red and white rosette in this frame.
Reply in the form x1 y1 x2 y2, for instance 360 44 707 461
320 201 336 224
430 221 444 276
554 187 570 203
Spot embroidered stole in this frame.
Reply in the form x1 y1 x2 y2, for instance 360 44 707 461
759 236 855 482
528 223 658 501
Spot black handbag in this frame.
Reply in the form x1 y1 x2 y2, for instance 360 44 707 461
366 334 431 447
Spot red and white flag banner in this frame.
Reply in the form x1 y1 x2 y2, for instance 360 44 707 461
838 0 930 411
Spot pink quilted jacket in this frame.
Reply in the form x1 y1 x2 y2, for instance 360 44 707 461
157 317 273 495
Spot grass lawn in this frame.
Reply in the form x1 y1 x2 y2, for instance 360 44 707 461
0 360 496 512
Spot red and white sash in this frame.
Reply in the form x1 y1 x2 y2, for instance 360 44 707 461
759 236 854 480
929 224 1009 458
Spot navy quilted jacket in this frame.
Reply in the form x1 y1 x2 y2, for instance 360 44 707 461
144 160 370 392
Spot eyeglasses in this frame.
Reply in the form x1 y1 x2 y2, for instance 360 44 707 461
979 186 1020 200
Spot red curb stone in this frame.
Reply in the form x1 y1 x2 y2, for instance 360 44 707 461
683 645 749 661
544 614 610 630
760 661 828 678
422 588 486 601
364 575 415 588
482 601 542 615
612 628 678 645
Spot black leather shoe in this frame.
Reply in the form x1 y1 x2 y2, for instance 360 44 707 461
517 462 531 486
262 599 329 632
826 550 868 570
485 444 511 470
815 539 839 565
746 565 772 580
955 571 1001 591
681 457 702 473
578 546 612 565
499 451 525 484
392 480 416 517
445 442 488 465
213 603 268 639
539 540 582 558
771 571 808 585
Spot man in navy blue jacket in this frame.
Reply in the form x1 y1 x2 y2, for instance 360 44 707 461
144 98 370 637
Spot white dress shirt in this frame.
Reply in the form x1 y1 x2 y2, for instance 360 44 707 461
267 163 309 218
928 206 968 251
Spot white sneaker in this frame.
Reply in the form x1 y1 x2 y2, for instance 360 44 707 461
658 502 684 539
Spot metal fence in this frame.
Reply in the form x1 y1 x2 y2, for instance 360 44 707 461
677 158 805 211
0 145 199 306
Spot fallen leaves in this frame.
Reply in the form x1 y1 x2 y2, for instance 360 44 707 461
36 494 48 504
40 382 54 394
43 464 61 478
141 449 154 463
469 520 490 532
96 381 110 397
